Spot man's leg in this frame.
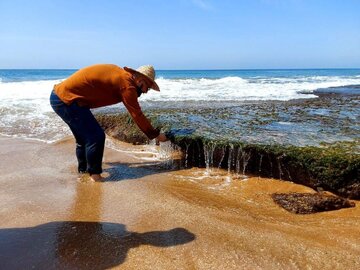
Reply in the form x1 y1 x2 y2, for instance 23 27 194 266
68 126 87 173
51 91 89 173
82 122 105 176
76 142 88 173
50 91 105 179
64 103 105 178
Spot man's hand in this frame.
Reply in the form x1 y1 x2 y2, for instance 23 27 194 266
155 133 168 145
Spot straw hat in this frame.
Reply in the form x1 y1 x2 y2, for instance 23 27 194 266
124 65 160 91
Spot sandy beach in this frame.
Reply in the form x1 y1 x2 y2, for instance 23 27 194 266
0 136 359 269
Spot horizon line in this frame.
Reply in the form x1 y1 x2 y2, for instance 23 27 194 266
1 67 360 71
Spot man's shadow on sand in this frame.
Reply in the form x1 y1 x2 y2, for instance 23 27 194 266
102 161 180 182
0 221 195 270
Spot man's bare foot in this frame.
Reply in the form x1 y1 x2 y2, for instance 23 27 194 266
77 172 90 182
90 174 103 182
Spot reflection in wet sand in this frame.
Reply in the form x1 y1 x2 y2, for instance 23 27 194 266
70 181 103 221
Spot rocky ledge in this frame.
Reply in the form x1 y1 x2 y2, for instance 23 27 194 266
95 91 359 214
272 193 355 214
95 108 359 199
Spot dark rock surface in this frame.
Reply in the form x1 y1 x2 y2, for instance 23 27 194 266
271 193 355 214
96 114 151 145
337 183 360 199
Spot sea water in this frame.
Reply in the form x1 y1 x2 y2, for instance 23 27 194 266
0 68 359 143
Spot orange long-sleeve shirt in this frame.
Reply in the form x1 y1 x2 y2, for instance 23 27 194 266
54 64 160 139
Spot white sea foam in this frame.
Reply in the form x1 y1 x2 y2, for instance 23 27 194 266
0 75 359 142
0 79 70 142
140 75 360 101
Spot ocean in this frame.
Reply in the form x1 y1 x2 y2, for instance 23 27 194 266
0 68 359 144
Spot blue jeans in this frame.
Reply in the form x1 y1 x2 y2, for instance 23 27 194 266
50 91 105 175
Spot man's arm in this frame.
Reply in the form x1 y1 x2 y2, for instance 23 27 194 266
121 87 167 141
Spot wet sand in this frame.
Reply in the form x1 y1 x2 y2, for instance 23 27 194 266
0 136 359 270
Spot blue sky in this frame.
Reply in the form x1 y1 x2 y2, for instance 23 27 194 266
0 0 359 69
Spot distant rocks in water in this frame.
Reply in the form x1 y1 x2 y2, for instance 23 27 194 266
312 84 360 96
272 193 355 214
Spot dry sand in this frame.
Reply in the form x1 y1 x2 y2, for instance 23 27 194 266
0 136 359 270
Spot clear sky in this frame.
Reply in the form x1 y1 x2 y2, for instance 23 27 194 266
0 0 359 69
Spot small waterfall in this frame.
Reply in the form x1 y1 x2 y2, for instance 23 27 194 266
184 143 190 168
217 147 226 169
203 144 210 172
203 142 217 174
277 154 285 180
242 151 251 176
227 144 234 175
159 142 176 168
235 145 242 174
259 154 264 173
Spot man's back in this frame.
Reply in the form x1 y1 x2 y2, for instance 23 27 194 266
54 64 133 108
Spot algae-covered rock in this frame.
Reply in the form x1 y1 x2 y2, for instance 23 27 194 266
281 143 360 194
94 110 359 199
271 193 355 214
95 113 161 145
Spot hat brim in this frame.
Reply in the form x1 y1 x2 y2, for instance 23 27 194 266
124 67 160 91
